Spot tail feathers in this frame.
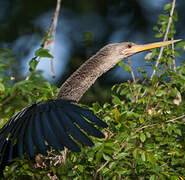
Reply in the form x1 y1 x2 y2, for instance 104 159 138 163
65 103 108 128
25 116 35 157
64 108 105 138
31 114 47 155
40 112 65 150
0 99 107 173
55 109 94 147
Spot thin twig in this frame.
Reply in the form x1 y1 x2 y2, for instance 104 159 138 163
61 147 68 164
26 0 62 80
0 92 17 106
43 14 55 49
96 161 110 173
114 113 184 156
92 113 184 177
171 37 176 71
25 15 54 81
93 132 115 179
150 0 176 80
145 94 151 112
128 57 136 82
93 161 110 180
50 0 62 78
128 57 139 102
166 114 185 123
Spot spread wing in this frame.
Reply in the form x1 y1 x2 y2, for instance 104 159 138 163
0 99 107 171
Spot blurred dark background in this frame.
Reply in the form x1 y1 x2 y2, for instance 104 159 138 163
0 0 184 103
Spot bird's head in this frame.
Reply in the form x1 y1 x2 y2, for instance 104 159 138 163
99 39 181 72
117 39 181 59
120 40 180 58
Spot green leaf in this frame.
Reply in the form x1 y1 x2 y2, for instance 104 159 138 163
139 117 144 123
0 119 7 128
153 26 159 31
0 62 8 69
142 71 148 77
159 14 169 22
124 64 131 72
115 167 126 175
173 10 178 22
29 58 38 72
175 41 185 47
140 133 146 142
109 162 117 169
118 61 124 67
126 111 140 118
155 89 166 97
0 82 5 92
150 175 157 180
141 152 146 161
174 50 181 57
147 153 156 164
92 102 101 111
35 48 53 58
77 165 84 172
164 3 172 11
103 140 120 154
133 148 139 159
95 146 104 163
175 41 185 50
146 132 151 138
174 129 182 136
171 176 181 180
103 145 116 154
116 152 127 160
155 136 161 141
101 167 109 175
155 33 163 38
83 32 93 46
112 95 122 105
103 154 111 161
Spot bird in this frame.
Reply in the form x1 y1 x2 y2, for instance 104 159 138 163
0 39 180 175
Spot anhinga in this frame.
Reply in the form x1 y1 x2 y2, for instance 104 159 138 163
0 40 180 174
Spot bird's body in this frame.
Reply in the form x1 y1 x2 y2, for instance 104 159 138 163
0 40 180 175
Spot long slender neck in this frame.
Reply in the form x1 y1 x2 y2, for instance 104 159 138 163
57 45 116 102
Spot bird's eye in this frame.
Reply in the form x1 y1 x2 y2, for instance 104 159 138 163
127 43 133 48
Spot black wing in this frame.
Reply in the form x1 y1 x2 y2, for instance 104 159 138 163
0 99 107 172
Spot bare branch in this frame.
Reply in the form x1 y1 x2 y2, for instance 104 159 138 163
166 114 185 123
96 161 109 173
171 37 176 71
114 113 184 157
128 57 139 102
0 92 16 106
150 0 176 80
50 0 62 78
26 0 62 80
128 57 136 82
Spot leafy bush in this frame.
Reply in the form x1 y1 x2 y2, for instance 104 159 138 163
0 2 185 180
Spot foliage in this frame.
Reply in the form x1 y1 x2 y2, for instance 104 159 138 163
0 2 185 180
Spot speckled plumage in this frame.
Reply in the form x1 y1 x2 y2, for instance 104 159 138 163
57 43 129 102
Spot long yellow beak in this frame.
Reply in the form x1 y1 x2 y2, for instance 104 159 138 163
125 39 181 56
